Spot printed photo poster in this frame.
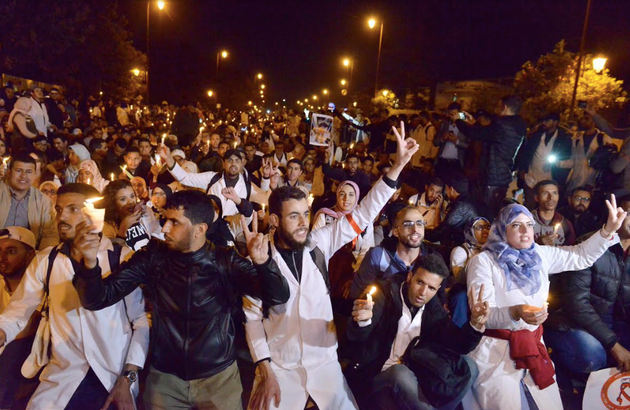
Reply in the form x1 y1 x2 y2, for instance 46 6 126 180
583 367 630 410
309 113 334 146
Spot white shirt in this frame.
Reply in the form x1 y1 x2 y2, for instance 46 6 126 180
440 123 461 160
27 98 50 136
382 285 425 371
0 278 11 313
525 130 558 188
0 239 150 409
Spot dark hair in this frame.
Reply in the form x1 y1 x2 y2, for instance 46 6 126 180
10 153 36 170
125 147 140 156
447 102 461 111
103 180 133 224
165 190 214 228
287 158 303 170
138 138 151 146
346 153 360 162
47 149 65 162
411 253 449 279
362 156 375 164
570 185 593 196
57 183 101 201
89 139 106 152
114 138 128 149
501 94 523 113
534 179 559 195
244 142 257 149
426 177 444 189
52 134 68 143
269 186 307 217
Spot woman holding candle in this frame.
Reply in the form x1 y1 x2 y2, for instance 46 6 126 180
102 180 161 251
78 159 109 193
463 199 626 410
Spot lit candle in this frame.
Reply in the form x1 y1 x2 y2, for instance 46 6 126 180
308 194 314 207
110 173 115 181
87 178 91 185
2 157 10 166
234 141 238 149
262 203 266 213
83 197 105 233
350 142 355 149
553 223 561 234
366 286 377 303
161 133 166 145
408 198 414 205
155 154 161 166
121 165 133 179
206 140 210 148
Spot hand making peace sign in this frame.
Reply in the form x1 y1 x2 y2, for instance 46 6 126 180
469 284 489 329
241 214 270 265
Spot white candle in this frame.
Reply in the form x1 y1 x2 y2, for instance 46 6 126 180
366 286 377 303
262 203 266 213
553 223 561 234
87 177 91 185
83 197 105 233
110 173 115 181
308 194 314 207
2 157 10 166
155 154 161 166
161 133 166 145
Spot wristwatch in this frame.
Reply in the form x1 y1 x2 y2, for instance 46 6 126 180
123 370 138 384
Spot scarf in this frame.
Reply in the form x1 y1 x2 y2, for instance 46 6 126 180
79 159 109 194
464 217 490 252
7 97 32 132
313 180 362 248
483 204 542 296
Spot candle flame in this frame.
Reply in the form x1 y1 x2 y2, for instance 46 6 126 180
85 197 104 204
368 286 377 296
87 178 91 185
2 157 9 165
110 173 115 181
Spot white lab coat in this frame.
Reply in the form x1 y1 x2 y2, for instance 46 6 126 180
463 230 619 410
243 177 395 410
27 98 50 136
169 162 269 217
0 238 150 410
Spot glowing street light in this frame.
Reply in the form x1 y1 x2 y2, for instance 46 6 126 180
216 50 229 78
132 68 141 77
368 18 376 29
323 89 329 95
207 90 214 97
593 56 607 73
146 0 167 104
367 17 384 98
257 73 263 80
343 58 350 67
261 84 266 89
221 50 228 59
313 95 318 100
248 101 252 105
157 1 165 10
341 79 347 86
305 99 309 102
382 90 389 96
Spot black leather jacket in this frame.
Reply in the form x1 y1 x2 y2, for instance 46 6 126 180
73 239 289 380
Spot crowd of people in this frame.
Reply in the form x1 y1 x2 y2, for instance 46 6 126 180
0 82 630 410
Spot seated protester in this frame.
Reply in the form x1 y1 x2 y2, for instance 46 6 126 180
0 184 149 410
313 181 375 297
345 254 486 410
102 180 161 251
207 189 254 247
545 195 630 378
130 176 150 204
424 175 479 248
0 227 38 410
78 159 109 194
171 148 198 174
0 153 58 250
532 180 576 246
407 177 446 229
65 144 91 184
350 206 444 300
464 202 625 410
322 153 372 200
449 217 491 328
160 146 269 217
272 141 289 166
557 185 601 238
39 180 60 206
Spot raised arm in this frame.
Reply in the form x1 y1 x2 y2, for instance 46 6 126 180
158 144 215 190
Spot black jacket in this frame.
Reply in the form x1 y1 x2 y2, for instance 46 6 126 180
517 127 573 185
557 206 601 239
456 115 526 187
547 242 630 351
346 280 482 381
73 239 289 380
322 164 372 199
425 194 481 248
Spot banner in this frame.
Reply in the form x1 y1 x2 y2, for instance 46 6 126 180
309 113 333 147
583 368 630 410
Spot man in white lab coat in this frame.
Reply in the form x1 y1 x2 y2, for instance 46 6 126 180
0 184 149 410
243 123 419 410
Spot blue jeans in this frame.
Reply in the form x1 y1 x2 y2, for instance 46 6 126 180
371 356 478 410
448 285 470 328
544 328 608 373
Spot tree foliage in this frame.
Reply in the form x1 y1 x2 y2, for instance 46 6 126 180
0 0 145 99
514 40 627 124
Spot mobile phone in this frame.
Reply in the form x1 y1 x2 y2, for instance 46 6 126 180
458 112 466 120
578 100 587 109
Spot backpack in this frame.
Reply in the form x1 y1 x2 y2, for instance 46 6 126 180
589 133 618 171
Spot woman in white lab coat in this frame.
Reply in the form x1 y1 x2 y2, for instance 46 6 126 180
463 200 625 410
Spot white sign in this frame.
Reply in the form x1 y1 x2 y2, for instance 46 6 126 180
583 368 630 410
309 113 333 147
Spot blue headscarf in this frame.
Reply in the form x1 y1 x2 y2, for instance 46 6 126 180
483 204 542 296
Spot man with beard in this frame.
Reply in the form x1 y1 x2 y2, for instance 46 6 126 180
350 206 445 300
161 147 269 217
243 124 419 410
407 177 446 229
0 184 149 410
558 186 601 238
72 189 290 410
532 180 576 246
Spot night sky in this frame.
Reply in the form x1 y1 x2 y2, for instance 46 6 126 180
119 0 630 107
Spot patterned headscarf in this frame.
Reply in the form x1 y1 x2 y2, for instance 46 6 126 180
483 204 542 296
464 216 490 251
79 159 109 193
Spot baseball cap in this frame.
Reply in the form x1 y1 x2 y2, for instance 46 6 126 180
171 149 186 160
0 227 36 249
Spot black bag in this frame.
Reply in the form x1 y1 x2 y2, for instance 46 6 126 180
402 339 472 408
589 133 618 171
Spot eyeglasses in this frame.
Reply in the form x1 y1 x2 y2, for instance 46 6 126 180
473 225 491 231
400 220 427 229
152 192 166 197
573 196 590 202
42 189 57 196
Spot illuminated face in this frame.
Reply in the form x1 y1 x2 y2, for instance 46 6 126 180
55 192 88 241
210 134 221 149
68 150 81 166
286 162 302 183
114 187 137 217
337 184 356 212
138 141 152 157
346 157 360 174
78 169 94 184
406 268 443 308
124 152 141 171
363 160 374 174
245 145 256 160
273 198 310 249
535 184 559 212
0 239 33 279
472 219 491 244
569 190 591 213
131 179 146 198
161 207 196 252
506 213 535 250
218 143 229 157
223 155 244 178
393 208 425 249
8 161 35 192
151 187 167 208
425 184 443 203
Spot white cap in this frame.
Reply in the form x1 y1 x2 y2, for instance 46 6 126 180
171 149 186 160
0 227 36 249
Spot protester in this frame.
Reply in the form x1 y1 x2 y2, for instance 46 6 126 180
7 97 38 153
65 144 91 184
557 186 601 238
464 199 626 410
78 159 110 193
407 177 446 229
531 180 576 246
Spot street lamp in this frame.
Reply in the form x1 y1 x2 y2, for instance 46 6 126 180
341 79 347 86
342 57 354 92
216 49 228 78
257 73 263 80
146 1 166 104
382 90 389 96
593 57 607 73
207 90 214 97
261 84 266 89
367 17 384 98
323 89 328 95
313 95 318 100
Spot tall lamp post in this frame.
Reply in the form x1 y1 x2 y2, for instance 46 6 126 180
569 0 592 119
216 50 228 79
368 18 384 98
146 1 165 105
